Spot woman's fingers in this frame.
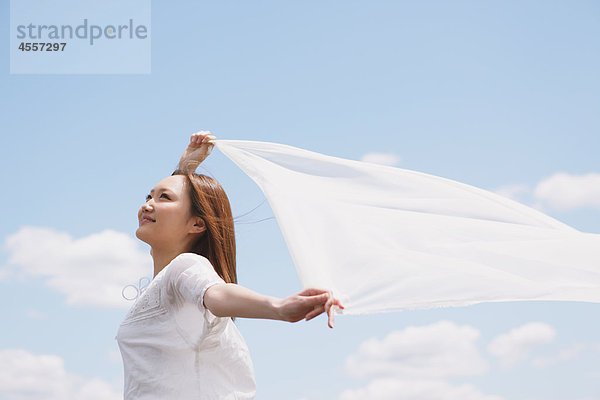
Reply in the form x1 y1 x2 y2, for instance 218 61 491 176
295 288 344 327
190 131 214 145
201 134 215 143
305 305 325 321
325 293 335 328
304 293 329 308
304 302 337 326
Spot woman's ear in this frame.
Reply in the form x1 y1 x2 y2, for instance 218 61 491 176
190 217 206 234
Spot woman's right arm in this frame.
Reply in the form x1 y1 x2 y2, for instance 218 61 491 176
204 284 344 328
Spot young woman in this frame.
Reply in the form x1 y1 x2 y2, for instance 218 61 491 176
116 131 343 399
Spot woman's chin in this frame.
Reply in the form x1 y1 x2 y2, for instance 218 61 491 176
135 228 149 243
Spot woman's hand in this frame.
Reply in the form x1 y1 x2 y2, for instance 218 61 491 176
276 288 344 328
178 131 216 173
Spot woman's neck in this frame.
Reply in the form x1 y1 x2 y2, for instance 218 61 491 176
151 246 188 278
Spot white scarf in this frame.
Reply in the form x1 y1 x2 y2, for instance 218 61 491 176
215 140 600 314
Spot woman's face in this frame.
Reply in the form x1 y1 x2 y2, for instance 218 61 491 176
136 175 204 250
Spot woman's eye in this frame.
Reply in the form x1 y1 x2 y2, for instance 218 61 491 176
145 193 169 201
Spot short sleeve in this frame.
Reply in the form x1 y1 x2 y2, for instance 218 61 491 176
164 253 225 312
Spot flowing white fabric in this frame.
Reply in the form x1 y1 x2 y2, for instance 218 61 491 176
215 140 600 315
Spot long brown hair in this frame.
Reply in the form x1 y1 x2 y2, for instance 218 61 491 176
171 170 237 285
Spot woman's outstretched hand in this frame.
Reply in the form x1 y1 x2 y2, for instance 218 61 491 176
178 131 216 173
277 288 344 328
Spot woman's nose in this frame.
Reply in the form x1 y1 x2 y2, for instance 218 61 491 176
142 201 153 212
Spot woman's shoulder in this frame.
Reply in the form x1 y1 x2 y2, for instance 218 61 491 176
163 252 219 282
162 253 225 307
175 252 210 265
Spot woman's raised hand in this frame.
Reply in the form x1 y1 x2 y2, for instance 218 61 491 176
178 131 216 173
277 288 344 328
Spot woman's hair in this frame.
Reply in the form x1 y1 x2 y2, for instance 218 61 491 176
171 169 237 285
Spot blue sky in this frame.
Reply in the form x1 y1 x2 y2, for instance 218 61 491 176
1 1 599 399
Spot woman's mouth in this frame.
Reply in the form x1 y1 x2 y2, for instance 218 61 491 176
141 215 156 224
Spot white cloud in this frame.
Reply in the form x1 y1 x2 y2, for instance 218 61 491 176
490 171 600 212
339 378 504 400
493 184 530 201
487 322 556 368
0 348 121 400
531 342 600 368
533 172 600 211
4 226 151 308
360 152 401 167
340 321 502 400
346 320 488 380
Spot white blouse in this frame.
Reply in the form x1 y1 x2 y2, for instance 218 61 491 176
116 252 256 399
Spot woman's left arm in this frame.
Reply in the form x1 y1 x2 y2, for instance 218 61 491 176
177 131 216 173
203 284 344 328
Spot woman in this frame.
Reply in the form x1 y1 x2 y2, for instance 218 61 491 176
116 131 343 399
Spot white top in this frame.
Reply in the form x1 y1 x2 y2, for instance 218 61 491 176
116 253 256 400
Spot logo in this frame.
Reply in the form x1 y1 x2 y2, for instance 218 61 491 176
10 0 151 74
16 19 148 46
122 277 151 301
